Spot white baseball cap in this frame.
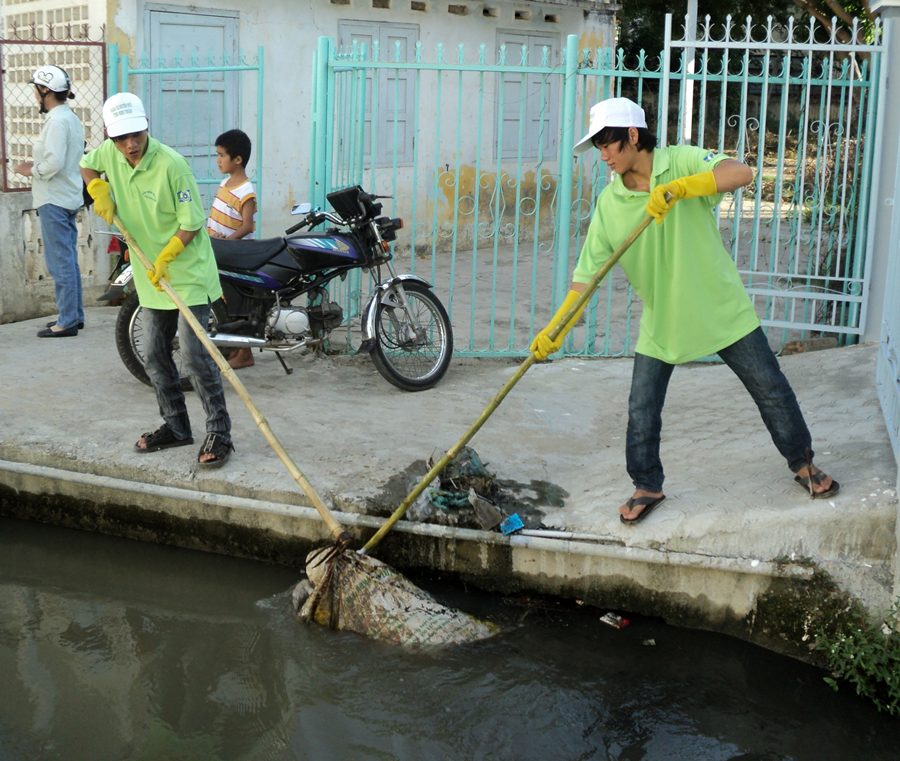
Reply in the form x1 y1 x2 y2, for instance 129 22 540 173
573 97 648 155
102 92 149 138
31 65 72 94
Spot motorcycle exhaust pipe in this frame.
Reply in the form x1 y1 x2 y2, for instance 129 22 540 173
210 333 268 349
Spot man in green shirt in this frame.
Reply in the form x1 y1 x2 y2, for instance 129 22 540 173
531 97 837 523
81 92 233 468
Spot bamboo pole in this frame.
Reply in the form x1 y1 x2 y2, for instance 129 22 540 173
361 212 657 554
115 217 351 545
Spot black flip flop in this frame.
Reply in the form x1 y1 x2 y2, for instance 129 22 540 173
197 432 234 469
794 472 840 499
134 424 194 453
619 494 666 525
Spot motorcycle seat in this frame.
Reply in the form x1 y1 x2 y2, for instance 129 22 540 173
211 237 287 270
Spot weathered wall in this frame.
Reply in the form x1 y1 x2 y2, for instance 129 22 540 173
104 0 616 236
0 191 110 323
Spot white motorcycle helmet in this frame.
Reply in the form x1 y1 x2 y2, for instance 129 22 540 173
31 65 72 94
31 65 74 113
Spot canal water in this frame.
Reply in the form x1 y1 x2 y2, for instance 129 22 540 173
1 516 898 761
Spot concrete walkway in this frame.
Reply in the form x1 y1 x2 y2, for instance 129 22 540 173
0 306 896 657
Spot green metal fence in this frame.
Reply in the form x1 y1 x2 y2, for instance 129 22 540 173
311 15 882 358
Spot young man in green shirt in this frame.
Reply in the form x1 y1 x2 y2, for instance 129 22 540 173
531 97 837 523
81 92 233 467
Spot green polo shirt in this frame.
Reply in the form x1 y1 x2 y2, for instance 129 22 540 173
81 137 222 309
573 144 760 364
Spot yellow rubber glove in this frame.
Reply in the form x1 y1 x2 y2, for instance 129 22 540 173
646 170 718 224
86 177 116 224
148 235 185 290
530 289 587 361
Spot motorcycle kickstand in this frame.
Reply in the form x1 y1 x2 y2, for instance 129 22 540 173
275 353 293 375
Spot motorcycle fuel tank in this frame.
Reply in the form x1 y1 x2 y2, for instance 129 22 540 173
284 233 364 273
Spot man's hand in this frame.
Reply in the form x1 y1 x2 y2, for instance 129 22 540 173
530 289 586 361
646 171 717 224
87 178 116 224
148 236 185 290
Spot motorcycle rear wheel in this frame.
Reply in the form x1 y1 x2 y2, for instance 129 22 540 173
370 280 453 391
115 292 228 389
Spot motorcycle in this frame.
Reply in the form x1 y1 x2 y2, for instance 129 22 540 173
97 235 132 306
115 185 454 391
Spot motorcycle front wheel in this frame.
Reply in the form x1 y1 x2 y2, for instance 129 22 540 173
370 281 453 391
115 292 228 389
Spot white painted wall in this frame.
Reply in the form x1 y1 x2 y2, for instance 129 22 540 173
109 0 615 235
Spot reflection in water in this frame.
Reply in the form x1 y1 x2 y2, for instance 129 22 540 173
0 516 898 761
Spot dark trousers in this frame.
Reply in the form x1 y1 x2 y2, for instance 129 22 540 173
143 303 231 442
626 327 812 492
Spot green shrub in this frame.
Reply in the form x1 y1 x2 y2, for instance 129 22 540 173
815 598 900 716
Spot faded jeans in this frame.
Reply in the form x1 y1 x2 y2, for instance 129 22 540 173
143 303 231 442
626 327 813 493
38 203 83 330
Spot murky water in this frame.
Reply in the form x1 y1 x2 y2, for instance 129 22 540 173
1 516 898 761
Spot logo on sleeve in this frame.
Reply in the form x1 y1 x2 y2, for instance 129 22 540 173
703 151 717 162
177 189 193 204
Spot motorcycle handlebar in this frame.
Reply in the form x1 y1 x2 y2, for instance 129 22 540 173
285 210 347 235
284 191 393 236
285 211 324 235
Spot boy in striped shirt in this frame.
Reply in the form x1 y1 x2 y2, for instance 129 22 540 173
207 129 257 369
207 129 256 240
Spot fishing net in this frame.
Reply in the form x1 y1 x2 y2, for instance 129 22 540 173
294 547 498 647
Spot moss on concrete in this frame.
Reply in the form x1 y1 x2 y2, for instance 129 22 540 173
751 566 869 664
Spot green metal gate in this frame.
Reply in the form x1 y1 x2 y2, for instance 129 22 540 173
310 15 882 358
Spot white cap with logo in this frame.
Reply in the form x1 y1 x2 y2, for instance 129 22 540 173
573 97 648 155
102 92 149 138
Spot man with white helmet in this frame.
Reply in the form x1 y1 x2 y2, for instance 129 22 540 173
81 92 234 468
15 65 85 337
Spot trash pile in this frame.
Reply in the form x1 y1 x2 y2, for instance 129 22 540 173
405 447 529 534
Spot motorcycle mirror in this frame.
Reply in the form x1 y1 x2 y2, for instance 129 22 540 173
291 202 313 216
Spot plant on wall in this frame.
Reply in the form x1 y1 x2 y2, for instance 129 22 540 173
815 597 900 716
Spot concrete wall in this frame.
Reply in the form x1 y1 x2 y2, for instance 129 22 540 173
0 191 111 323
0 463 847 665
867 1 900 350
870 1 900 610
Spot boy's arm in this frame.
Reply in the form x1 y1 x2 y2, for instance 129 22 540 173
228 197 257 239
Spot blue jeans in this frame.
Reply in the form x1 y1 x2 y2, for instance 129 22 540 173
626 327 813 492
143 303 231 442
38 203 83 329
